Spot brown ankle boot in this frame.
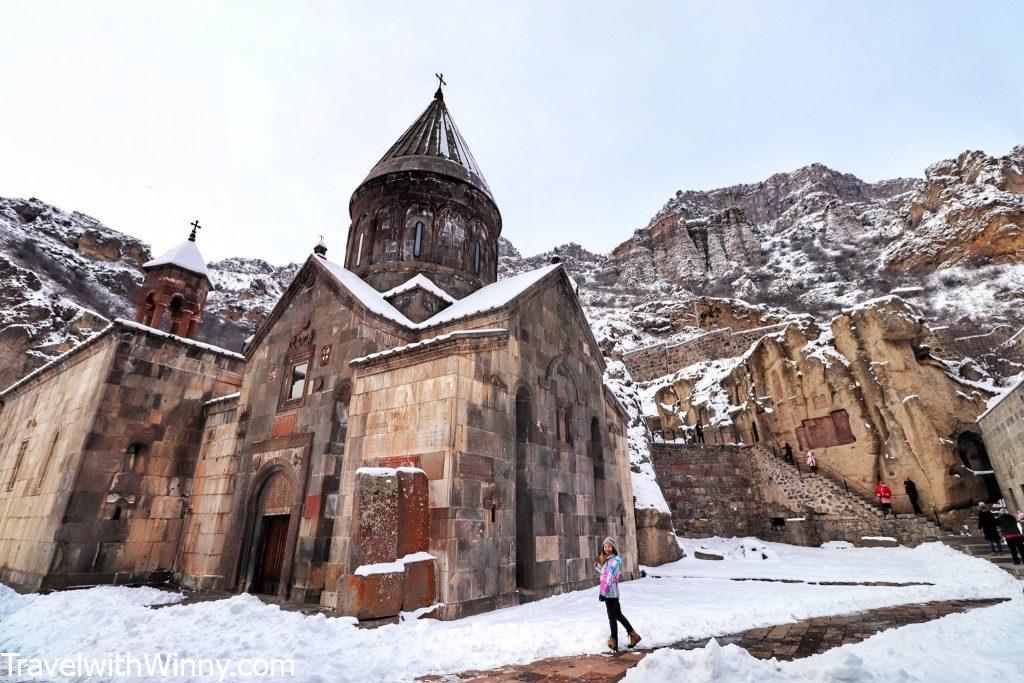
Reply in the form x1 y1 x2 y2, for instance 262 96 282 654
608 636 618 651
628 631 642 648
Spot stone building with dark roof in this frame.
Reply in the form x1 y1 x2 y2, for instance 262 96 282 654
0 87 639 622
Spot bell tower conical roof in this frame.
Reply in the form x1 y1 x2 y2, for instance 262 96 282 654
357 90 493 202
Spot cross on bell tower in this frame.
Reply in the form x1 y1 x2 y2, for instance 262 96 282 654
189 220 201 242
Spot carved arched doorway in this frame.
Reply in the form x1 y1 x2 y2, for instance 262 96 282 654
251 470 296 595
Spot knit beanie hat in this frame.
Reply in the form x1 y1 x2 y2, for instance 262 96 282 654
602 537 617 553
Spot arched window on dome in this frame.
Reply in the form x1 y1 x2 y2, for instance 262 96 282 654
474 241 481 275
404 206 433 260
355 231 364 267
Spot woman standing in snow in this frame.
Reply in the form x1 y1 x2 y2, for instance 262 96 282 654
595 536 641 651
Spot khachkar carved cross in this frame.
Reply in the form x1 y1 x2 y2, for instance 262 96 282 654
189 219 201 242
434 72 446 99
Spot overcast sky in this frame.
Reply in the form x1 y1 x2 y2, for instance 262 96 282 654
1 1 1021 265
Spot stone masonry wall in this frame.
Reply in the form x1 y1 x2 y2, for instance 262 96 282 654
177 396 241 590
650 443 781 541
622 324 787 382
651 442 944 547
0 335 117 591
979 380 1024 514
45 327 243 589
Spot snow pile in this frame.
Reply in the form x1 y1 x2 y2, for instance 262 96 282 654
1 540 1018 682
354 551 435 577
603 359 670 513
626 594 1024 682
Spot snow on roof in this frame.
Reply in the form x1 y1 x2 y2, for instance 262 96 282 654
0 322 115 398
383 274 457 304
115 319 244 359
350 329 507 365
978 372 1024 422
315 257 417 327
144 239 210 279
415 263 561 329
204 392 240 407
316 255 561 331
0 318 242 399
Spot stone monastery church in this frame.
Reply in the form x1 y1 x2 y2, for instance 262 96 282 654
0 87 639 621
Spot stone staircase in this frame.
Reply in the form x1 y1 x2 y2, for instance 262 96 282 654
939 512 1024 580
750 445 945 546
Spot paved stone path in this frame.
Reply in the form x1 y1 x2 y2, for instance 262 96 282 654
430 597 1005 682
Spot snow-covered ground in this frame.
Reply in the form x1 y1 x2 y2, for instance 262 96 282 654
1 537 1019 682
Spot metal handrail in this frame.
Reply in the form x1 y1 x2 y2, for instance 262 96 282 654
764 442 946 530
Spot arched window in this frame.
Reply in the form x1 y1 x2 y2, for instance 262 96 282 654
404 206 433 260
355 232 364 266
474 241 481 275
515 387 532 444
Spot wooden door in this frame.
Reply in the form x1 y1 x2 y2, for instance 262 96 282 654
253 515 289 595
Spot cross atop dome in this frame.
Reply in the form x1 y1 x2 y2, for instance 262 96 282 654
355 87 493 201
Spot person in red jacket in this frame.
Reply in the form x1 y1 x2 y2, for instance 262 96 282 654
875 480 893 516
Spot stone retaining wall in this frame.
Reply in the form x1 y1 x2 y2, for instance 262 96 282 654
622 325 787 382
650 442 944 547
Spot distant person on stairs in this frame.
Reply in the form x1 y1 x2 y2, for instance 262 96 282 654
595 536 641 652
978 503 1003 554
875 481 893 516
783 442 795 464
903 475 922 514
695 423 705 445
996 510 1023 565
805 451 818 474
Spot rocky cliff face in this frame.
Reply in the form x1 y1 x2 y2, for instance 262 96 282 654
645 297 993 521
498 146 1023 381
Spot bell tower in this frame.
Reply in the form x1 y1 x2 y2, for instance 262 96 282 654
345 82 502 299
133 222 212 338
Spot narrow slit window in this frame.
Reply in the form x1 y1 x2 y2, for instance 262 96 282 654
414 221 424 257
355 232 364 267
474 242 481 274
7 440 28 491
289 361 309 401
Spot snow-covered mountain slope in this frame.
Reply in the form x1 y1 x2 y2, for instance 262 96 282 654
0 197 296 388
499 146 1024 378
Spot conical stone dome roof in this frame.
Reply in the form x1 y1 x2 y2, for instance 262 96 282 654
359 91 493 201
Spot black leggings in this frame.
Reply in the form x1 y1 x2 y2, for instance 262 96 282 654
605 598 634 638
1007 536 1024 563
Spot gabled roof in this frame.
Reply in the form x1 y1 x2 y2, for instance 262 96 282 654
313 256 560 332
382 274 457 304
358 92 493 202
144 239 210 280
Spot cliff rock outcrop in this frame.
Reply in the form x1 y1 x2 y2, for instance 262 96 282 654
646 297 993 522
